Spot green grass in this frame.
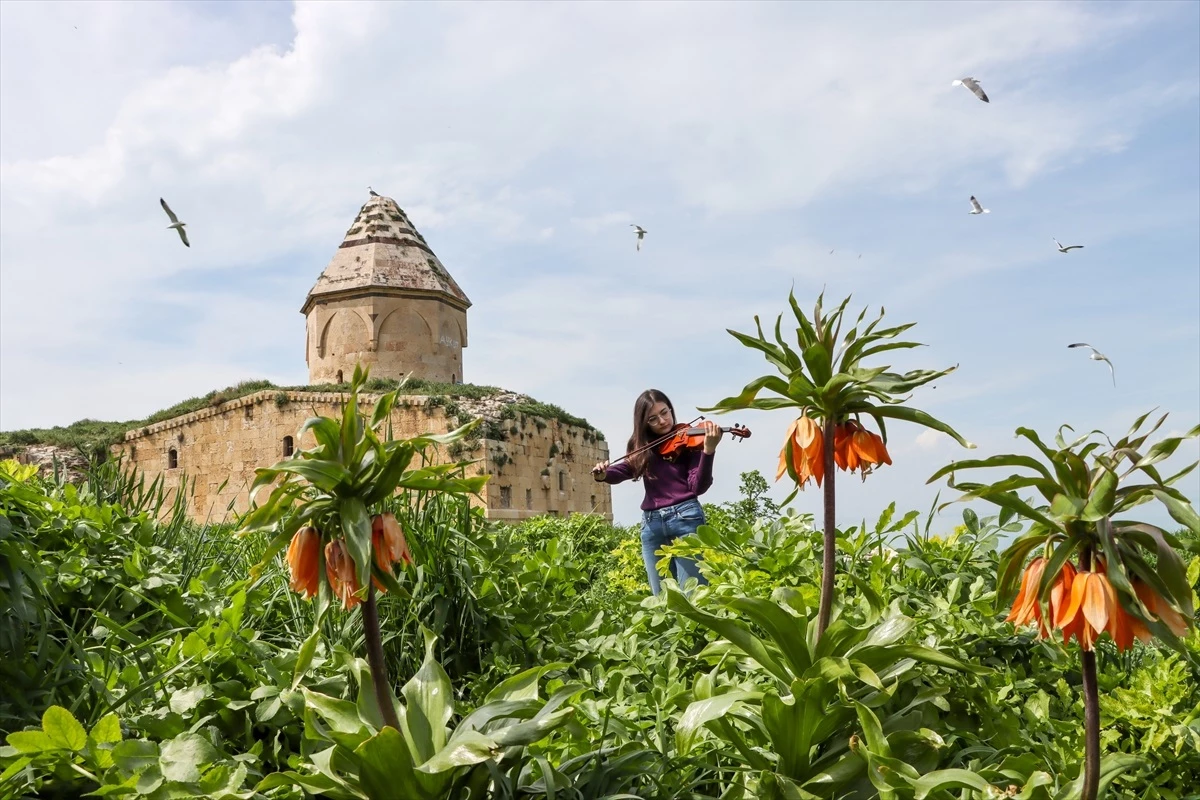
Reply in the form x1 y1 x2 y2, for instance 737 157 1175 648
0 376 602 455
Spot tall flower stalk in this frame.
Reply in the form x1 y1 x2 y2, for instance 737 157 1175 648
237 364 486 727
929 412 1199 800
701 290 973 638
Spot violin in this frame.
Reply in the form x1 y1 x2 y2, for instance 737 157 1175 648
591 416 752 475
656 422 752 461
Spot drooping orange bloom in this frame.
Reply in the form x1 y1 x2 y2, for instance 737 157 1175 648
832 420 891 476
286 526 321 599
1131 578 1188 638
370 513 415 592
325 538 363 610
777 413 824 488
1054 569 1143 652
372 513 414 568
1005 556 1047 629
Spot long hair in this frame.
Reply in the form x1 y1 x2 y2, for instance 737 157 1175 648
625 389 675 481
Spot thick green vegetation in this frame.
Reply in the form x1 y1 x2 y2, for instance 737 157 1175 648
2 455 1197 799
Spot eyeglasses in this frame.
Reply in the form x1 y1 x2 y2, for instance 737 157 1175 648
647 410 673 424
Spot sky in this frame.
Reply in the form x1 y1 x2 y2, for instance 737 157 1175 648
1 0 1197 535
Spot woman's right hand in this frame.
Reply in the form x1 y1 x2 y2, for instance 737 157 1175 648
592 461 609 480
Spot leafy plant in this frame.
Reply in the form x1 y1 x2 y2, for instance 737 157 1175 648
700 289 973 639
237 364 487 729
929 412 1200 800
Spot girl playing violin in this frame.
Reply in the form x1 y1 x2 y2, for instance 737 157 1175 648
592 389 723 596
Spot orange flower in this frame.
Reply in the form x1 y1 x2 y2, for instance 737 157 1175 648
777 413 824 488
370 513 415 593
325 538 363 610
372 513 414 567
1131 578 1188 639
1054 570 1142 652
286 526 321 599
1005 556 1047 628
833 420 891 476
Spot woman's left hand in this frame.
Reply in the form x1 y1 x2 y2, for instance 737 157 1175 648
703 420 723 454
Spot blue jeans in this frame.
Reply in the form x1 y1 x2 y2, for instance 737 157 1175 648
641 497 710 596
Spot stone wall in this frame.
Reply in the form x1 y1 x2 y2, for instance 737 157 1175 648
113 390 610 524
305 294 467 385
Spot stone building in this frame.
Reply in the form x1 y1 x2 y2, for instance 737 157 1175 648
112 193 611 523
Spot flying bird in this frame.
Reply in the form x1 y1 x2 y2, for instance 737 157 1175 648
952 77 989 103
1068 343 1115 386
159 198 190 247
830 248 835 255
968 196 990 215
1054 238 1084 253
631 224 647 251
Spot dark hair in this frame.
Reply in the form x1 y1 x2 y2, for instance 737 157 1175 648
626 389 675 481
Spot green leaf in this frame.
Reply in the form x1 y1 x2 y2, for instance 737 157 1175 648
6 731 54 754
302 689 368 735
726 596 812 678
1055 753 1142 800
676 691 762 755
1153 489 1200 535
354 725 443 800
340 497 373 599
866 404 974 449
274 459 353 492
1081 467 1118 522
158 733 219 783
913 768 995 799
43 706 87 752
664 589 792 685
698 374 799 414
484 662 568 703
402 625 454 764
928 455 1055 485
110 740 158 773
89 714 123 745
417 730 499 773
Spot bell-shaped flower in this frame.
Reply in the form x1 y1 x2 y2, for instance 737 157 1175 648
286 526 321 599
325 538 363 610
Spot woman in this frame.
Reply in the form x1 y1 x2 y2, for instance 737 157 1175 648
592 389 723 595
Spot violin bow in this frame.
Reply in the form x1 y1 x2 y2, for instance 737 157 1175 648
592 415 742 474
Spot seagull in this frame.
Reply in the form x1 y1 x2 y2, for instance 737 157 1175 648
968 196 990 215
631 224 647 251
1054 238 1084 253
1068 343 1115 386
159 198 190 247
952 77 989 103
830 248 835 255
368 187 380 197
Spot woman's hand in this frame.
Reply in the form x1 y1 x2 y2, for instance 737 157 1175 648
702 420 723 454
592 460 609 480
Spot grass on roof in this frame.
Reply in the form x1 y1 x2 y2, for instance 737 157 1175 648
0 377 601 457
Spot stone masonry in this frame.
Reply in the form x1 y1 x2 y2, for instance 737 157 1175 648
113 390 612 524
302 195 469 385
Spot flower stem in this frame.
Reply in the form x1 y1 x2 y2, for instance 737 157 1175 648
361 584 401 731
1079 544 1099 800
817 416 837 640
1081 649 1100 800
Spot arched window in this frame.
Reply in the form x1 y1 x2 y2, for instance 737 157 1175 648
283 436 294 457
558 471 566 492
451 373 457 384
336 369 344 384
168 448 178 469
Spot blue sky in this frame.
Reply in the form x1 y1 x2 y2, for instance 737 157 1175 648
1 0 1197 532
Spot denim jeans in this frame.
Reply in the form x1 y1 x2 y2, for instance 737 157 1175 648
640 497 710 596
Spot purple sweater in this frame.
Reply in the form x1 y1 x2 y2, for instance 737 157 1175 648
598 447 715 511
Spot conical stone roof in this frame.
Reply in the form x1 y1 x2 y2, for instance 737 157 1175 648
301 195 470 314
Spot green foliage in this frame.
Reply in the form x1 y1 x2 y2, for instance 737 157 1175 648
509 401 602 436
3 426 1198 798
